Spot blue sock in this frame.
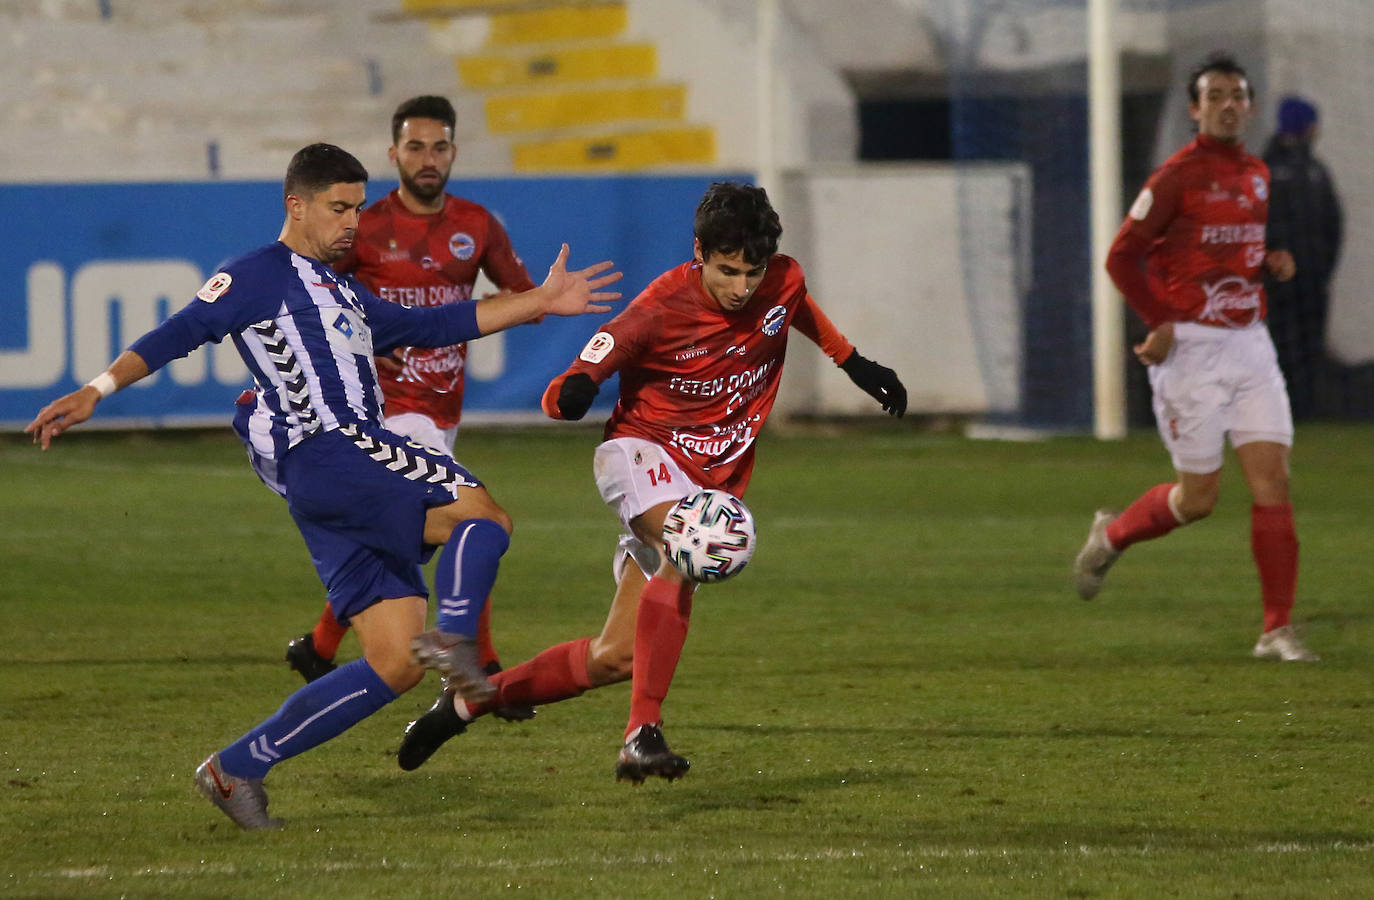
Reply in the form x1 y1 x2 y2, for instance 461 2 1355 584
218 659 397 780
433 518 510 638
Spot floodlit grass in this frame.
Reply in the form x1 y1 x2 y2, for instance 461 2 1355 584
2 423 1371 898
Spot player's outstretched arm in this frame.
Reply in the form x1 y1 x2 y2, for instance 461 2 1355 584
474 244 621 336
549 372 599 420
840 349 907 417
25 350 151 449
539 243 623 315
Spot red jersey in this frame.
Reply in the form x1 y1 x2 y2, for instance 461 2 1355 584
542 255 853 495
1107 135 1271 329
336 190 536 429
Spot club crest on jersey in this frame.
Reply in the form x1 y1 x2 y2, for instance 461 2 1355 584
449 231 476 261
761 305 786 336
580 331 614 363
1252 175 1267 201
196 272 232 303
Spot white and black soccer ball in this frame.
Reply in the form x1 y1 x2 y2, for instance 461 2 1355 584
661 489 757 584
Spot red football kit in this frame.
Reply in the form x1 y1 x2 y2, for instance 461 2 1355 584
1097 133 1301 640
1107 134 1272 330
336 190 535 429
543 254 853 495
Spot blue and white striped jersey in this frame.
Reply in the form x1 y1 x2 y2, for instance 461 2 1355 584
129 241 482 491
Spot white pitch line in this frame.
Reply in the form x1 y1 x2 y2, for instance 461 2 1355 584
43 840 1374 883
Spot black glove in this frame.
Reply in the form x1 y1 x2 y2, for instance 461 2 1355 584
840 350 907 417
556 372 599 420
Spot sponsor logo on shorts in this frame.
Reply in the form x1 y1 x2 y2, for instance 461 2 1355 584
196 272 232 303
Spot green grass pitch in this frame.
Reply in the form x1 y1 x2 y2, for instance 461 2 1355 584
2 423 1371 898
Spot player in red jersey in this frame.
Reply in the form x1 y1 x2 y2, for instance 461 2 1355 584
284 97 540 710
395 181 907 779
1075 54 1318 662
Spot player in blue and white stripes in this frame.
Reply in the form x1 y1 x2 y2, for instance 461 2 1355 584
26 143 621 830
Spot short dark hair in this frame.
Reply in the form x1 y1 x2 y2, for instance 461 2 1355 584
1187 52 1254 103
283 143 368 203
391 95 457 144
694 182 782 266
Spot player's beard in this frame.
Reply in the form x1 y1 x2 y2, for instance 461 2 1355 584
400 168 448 205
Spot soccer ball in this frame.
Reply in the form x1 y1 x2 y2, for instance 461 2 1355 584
661 490 757 584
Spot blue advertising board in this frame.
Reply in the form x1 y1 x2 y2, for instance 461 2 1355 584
0 174 746 429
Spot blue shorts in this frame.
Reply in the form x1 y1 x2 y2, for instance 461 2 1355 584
280 424 482 624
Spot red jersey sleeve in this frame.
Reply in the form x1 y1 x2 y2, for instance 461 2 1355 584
481 214 536 293
789 292 853 363
1107 166 1183 329
541 301 654 419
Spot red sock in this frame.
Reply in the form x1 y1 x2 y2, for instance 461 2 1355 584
310 603 348 660
476 599 499 668
1252 503 1298 632
473 638 593 713
625 576 695 740
1106 483 1184 550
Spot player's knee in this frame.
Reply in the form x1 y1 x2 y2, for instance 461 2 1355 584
489 506 514 535
376 662 423 698
426 486 514 540
461 515 512 555
1252 473 1290 506
1175 491 1217 522
462 500 513 537
367 651 426 694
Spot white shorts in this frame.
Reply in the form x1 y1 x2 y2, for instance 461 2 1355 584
594 437 701 528
1148 322 1293 474
594 437 700 581
384 412 457 458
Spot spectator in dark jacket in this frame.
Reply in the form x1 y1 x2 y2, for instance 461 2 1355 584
1263 96 1343 420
